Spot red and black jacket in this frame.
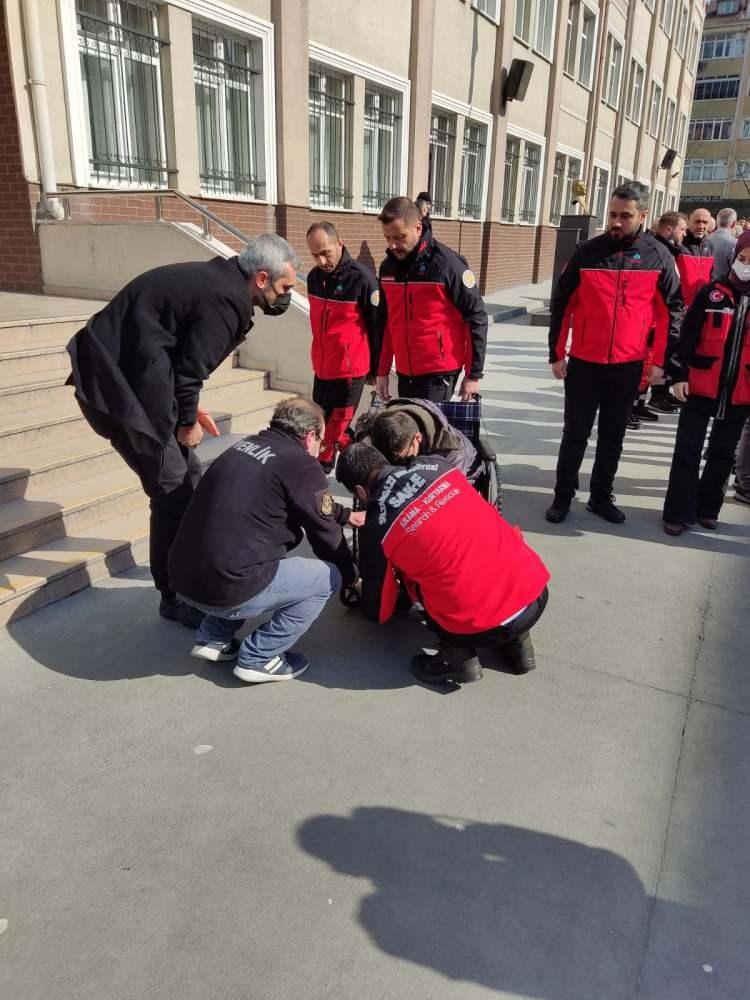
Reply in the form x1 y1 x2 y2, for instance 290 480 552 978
549 230 683 368
357 457 550 634
307 247 381 380
677 232 714 309
668 280 750 414
377 234 487 380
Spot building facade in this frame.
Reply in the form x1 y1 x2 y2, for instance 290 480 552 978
681 0 750 217
2 0 704 295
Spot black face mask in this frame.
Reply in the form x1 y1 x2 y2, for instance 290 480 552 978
261 290 292 317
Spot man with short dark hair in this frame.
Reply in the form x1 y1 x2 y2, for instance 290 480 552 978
375 196 487 403
67 235 300 627
336 443 550 685
415 191 433 239
306 221 381 472
368 398 477 475
168 398 360 683
546 183 683 524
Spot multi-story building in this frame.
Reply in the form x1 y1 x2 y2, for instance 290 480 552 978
1 0 704 295
681 0 750 217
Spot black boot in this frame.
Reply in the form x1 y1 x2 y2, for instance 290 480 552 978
545 495 571 523
634 400 659 421
159 594 205 630
501 632 537 674
586 495 626 524
649 386 677 413
411 646 482 685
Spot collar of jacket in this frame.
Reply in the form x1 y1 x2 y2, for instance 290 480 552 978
386 230 435 271
683 230 710 255
650 230 683 257
332 246 353 274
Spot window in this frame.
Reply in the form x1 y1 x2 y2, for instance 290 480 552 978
626 59 645 125
675 4 689 55
309 63 353 208
735 160 750 179
742 118 750 139
428 109 456 216
694 76 740 101
677 112 687 153
363 86 402 211
643 0 655 11
459 120 487 219
663 99 676 147
687 24 700 74
564 1 597 86
501 137 521 221
603 34 623 108
519 142 542 222
717 0 740 14
660 0 675 35
653 188 665 222
471 0 499 21
616 173 632 188
564 3 578 76
578 5 596 87
688 117 733 141
683 158 727 182
535 0 556 59
77 0 168 186
514 0 532 42
193 25 265 199
592 165 610 224
549 151 581 225
649 82 663 138
701 32 745 60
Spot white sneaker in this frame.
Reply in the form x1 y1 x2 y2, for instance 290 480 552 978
190 638 240 662
233 651 310 683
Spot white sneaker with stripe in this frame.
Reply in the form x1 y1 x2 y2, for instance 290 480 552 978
233 651 310 684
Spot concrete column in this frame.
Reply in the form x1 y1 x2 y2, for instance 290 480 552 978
407 0 436 197
583 0 611 196
350 75 365 211
160 5 200 194
451 113 466 218
632 8 658 184
538 0 571 224
484 1 515 222
272 0 310 206
610 1 637 185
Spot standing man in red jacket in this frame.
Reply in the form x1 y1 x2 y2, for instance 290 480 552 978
546 183 683 525
375 197 487 403
306 222 381 472
678 208 714 308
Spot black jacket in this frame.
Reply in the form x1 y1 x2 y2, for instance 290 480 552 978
67 257 254 485
169 427 356 607
682 230 712 258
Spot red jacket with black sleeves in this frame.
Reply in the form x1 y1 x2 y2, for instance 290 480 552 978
377 235 488 380
307 247 381 380
677 232 714 309
549 230 683 369
668 280 750 416
356 457 550 635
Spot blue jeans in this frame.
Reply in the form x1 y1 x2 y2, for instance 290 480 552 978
187 558 341 668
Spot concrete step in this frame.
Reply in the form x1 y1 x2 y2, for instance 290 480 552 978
0 362 260 457
0 345 72 377
0 316 90 351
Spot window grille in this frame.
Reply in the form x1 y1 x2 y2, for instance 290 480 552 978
459 121 487 220
363 87 401 211
308 63 353 209
519 142 541 223
428 110 456 217
77 0 168 186
502 137 520 222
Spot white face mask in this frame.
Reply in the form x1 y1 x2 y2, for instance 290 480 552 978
732 259 750 282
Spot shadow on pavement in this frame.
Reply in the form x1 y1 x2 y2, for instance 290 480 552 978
297 805 695 1000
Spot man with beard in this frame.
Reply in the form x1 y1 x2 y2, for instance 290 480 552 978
545 183 683 525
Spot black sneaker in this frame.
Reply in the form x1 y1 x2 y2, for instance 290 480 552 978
545 497 570 523
586 495 626 524
634 401 659 421
649 395 678 414
159 596 205 630
501 632 537 675
626 412 641 430
411 650 482 685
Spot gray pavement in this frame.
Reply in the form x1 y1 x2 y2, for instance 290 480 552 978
2 317 749 1000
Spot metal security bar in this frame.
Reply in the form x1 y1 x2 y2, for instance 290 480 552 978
459 122 486 219
76 0 168 186
549 152 566 226
519 142 541 223
193 25 265 199
363 88 401 211
429 111 456 216
309 63 353 208
501 137 520 222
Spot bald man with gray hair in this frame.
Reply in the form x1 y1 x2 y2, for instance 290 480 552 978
707 207 738 281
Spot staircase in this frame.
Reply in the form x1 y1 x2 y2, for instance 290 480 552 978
0 295 295 625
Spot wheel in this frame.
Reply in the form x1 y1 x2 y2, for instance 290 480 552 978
487 460 503 515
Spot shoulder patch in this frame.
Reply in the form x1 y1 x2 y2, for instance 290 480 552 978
370 289 380 307
462 269 476 289
710 289 724 303
316 489 335 516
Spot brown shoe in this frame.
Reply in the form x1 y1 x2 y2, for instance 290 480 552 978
663 521 684 536
697 517 718 530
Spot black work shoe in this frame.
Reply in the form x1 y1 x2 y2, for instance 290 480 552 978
411 651 483 685
626 412 641 430
320 459 335 475
501 632 537 675
697 516 718 530
545 498 570 523
634 401 659 421
159 596 205 630
663 521 684 536
648 395 678 414
586 495 626 524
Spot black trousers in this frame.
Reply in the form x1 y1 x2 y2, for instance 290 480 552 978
555 358 642 502
430 587 549 650
663 402 746 524
79 402 201 594
312 375 367 464
397 370 460 402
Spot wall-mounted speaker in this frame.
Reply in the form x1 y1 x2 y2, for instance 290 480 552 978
503 59 533 104
660 148 678 170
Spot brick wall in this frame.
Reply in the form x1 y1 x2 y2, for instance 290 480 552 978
479 223 556 293
0 17 43 292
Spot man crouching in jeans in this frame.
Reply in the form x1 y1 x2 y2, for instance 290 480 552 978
336 443 549 685
168 398 361 683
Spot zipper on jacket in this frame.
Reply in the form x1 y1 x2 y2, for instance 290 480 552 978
608 252 624 363
404 282 414 375
718 297 748 418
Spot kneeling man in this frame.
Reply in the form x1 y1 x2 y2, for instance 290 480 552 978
336 444 549 685
169 399 359 683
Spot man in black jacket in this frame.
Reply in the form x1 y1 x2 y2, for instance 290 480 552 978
169 398 360 683
67 234 299 627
